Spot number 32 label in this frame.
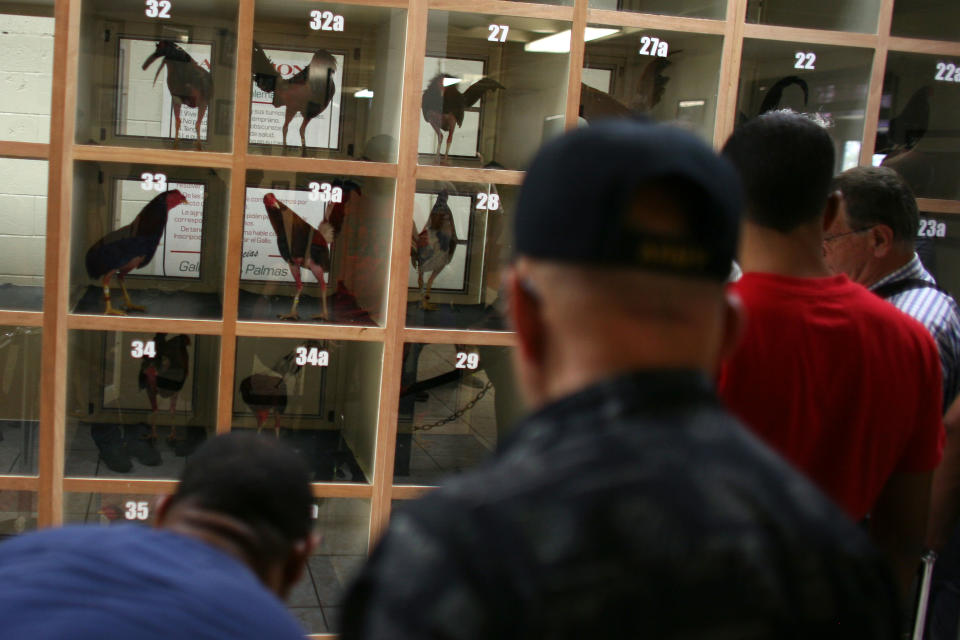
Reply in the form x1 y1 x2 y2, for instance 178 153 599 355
145 0 171 19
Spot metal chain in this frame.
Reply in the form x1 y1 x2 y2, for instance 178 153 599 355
413 381 494 432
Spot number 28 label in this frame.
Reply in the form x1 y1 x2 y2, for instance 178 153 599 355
476 192 499 211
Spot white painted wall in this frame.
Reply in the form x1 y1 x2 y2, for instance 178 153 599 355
0 158 48 286
0 14 53 144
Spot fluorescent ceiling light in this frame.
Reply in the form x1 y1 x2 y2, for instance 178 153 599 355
678 100 705 108
525 27 618 53
442 77 462 87
354 89 374 99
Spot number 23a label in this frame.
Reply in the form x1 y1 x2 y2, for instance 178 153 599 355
919 219 947 238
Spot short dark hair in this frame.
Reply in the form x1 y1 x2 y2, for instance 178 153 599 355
832 166 918 243
169 433 313 549
722 110 835 232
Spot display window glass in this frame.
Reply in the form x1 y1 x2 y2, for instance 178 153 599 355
745 0 880 34
240 170 391 326
0 158 47 311
875 52 960 201
0 3 54 144
75 0 237 152
395 343 522 485
0 491 37 537
737 39 873 174
418 11 570 170
0 326 40 477
588 0 725 20
250 3 406 162
891 0 960 43
407 179 514 330
68 162 228 319
65 330 219 479
232 337 381 484
582 27 722 142
64 491 164 526
290 497 369 634
916 214 960 299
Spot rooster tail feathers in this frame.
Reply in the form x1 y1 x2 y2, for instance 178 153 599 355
252 43 278 92
759 75 809 115
462 77 504 108
152 59 166 87
308 50 338 102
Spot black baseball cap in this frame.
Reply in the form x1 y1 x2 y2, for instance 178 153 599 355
515 119 742 280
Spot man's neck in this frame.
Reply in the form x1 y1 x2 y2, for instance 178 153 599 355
739 221 833 278
859 251 914 288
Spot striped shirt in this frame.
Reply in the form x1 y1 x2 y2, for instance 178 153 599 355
871 254 960 409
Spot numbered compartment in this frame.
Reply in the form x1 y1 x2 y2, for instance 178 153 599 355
0 158 48 311
736 40 874 173
249 2 406 162
874 52 960 201
582 27 723 142
418 11 571 170
395 343 523 485
407 179 516 330
240 171 392 325
64 491 163 526
68 162 228 319
64 330 219 479
74 0 237 152
290 498 369 634
232 337 382 483
916 214 960 299
588 0 725 20
0 491 37 537
0 2 54 143
892 0 960 43
746 0 880 33
0 326 41 476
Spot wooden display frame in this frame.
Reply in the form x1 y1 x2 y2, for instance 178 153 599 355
0 0 956 637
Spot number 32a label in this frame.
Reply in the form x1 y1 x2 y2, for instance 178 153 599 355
310 10 344 32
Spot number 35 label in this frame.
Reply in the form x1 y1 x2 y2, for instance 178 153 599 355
124 501 150 521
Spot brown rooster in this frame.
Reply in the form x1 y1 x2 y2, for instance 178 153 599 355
263 182 360 321
422 73 504 161
239 346 308 438
84 190 188 316
252 43 337 156
411 191 458 311
142 40 213 149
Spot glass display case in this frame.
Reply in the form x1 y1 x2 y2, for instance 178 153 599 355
68 161 229 319
875 51 960 201
0 326 40 476
582 27 723 142
250 2 406 162
75 0 237 152
232 337 381 483
0 158 48 311
917 213 960 300
0 2 54 144
418 10 571 170
395 342 522 485
588 0 725 20
240 170 392 325
737 39 874 173
0 491 37 537
65 330 219 478
745 0 881 34
64 490 164 525
891 0 960 43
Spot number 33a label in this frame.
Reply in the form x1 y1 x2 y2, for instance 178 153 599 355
145 0 171 19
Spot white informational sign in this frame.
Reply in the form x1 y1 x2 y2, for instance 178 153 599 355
241 187 330 283
417 57 485 158
408 192 470 291
581 67 613 93
114 179 205 279
249 48 344 149
116 38 210 141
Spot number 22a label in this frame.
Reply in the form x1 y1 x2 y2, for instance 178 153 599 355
935 62 960 83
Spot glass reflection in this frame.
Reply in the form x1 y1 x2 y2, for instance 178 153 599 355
395 343 524 485
875 52 960 201
0 326 40 476
65 330 219 479
746 0 880 33
232 337 381 483
0 4 54 143
891 0 960 43
69 162 229 319
64 491 163 526
0 159 47 311
0 491 37 538
588 0 725 20
737 39 873 173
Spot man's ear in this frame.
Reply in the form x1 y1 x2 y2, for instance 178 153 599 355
718 290 746 365
869 224 896 258
822 191 841 231
507 268 545 366
280 533 318 599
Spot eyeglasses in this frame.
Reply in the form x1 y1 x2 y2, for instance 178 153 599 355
823 226 875 244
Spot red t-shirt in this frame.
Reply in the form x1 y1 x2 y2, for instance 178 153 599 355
719 272 944 520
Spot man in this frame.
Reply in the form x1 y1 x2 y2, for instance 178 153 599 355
341 120 900 639
0 433 315 639
824 166 960 638
719 110 944 600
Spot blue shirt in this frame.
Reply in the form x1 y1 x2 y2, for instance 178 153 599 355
0 525 306 640
872 254 960 409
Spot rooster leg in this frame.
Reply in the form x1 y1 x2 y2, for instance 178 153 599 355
255 409 268 435
194 100 207 151
101 272 126 316
279 263 303 320
167 394 178 442
299 117 310 157
273 410 280 438
118 274 145 312
420 271 440 311
281 108 295 154
309 265 329 321
444 128 454 162
172 100 182 150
